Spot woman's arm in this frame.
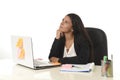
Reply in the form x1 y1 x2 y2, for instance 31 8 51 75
49 38 65 60
49 39 60 58
49 27 65 59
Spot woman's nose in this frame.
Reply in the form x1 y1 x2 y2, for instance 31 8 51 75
61 21 64 25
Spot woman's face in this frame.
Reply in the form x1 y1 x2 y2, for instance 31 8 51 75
59 16 73 33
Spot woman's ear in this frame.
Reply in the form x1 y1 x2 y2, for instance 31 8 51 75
71 29 74 32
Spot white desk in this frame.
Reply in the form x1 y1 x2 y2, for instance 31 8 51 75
0 59 113 80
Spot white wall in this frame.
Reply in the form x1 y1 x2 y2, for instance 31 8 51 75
0 0 120 79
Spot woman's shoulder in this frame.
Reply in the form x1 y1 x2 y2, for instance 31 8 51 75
74 34 89 45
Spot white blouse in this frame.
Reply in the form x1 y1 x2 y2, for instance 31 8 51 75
63 43 77 58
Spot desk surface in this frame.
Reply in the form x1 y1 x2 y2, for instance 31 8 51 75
0 59 113 80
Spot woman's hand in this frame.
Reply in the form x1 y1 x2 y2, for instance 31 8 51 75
50 57 59 63
56 28 64 39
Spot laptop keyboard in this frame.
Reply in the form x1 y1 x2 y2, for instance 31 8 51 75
34 59 52 66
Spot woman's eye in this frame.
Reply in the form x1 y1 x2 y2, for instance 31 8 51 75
65 21 68 23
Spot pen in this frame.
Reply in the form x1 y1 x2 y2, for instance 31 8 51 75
72 65 81 68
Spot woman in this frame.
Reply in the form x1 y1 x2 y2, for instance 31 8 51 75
49 13 94 64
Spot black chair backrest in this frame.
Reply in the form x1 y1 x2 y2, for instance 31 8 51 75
86 27 108 65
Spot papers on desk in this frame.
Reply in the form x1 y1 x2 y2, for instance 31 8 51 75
60 62 95 72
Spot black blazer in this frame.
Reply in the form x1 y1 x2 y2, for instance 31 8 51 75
49 34 90 64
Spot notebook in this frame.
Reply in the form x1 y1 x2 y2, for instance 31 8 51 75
60 62 95 72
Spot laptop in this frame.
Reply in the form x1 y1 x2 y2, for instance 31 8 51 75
11 36 60 70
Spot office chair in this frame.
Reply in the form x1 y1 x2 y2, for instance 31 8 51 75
86 27 108 65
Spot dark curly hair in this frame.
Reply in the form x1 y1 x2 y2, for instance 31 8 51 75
67 13 94 62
